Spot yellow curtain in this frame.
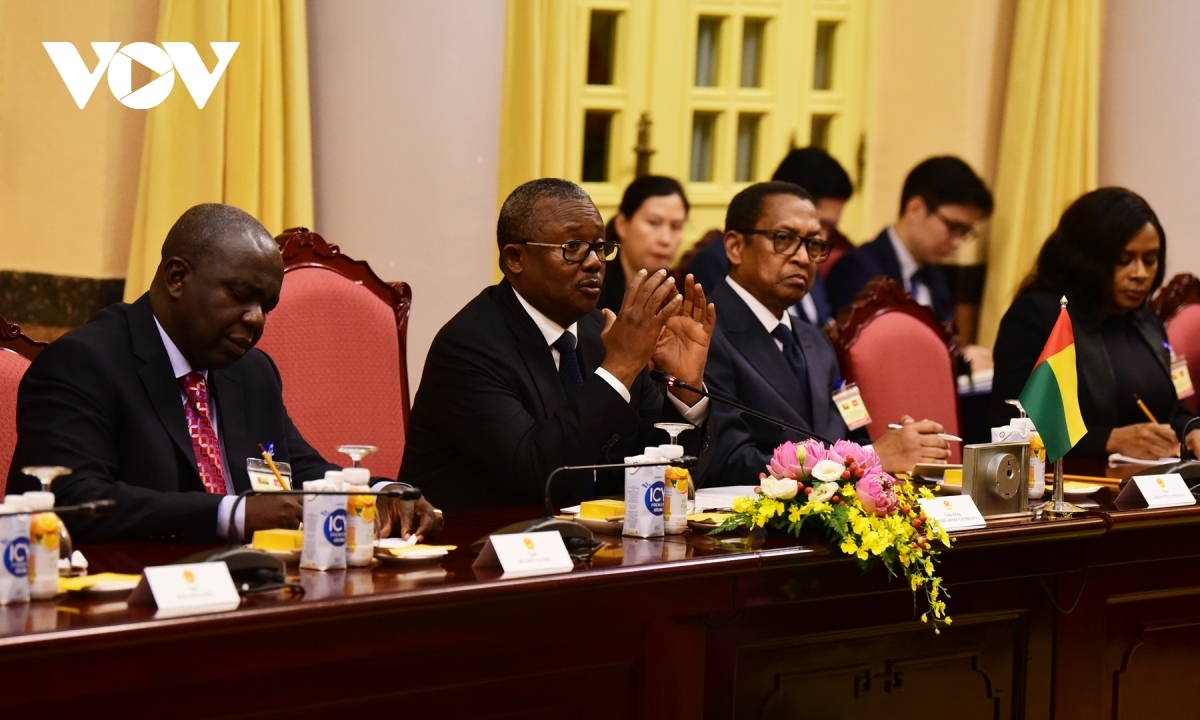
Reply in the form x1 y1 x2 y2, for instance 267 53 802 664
977 0 1101 348
123 0 313 301
496 0 574 206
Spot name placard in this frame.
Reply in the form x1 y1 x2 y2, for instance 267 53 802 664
918 495 987 532
128 562 241 618
1115 473 1196 510
472 531 574 578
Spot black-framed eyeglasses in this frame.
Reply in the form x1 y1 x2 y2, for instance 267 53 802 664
933 211 978 240
740 229 830 263
515 240 620 263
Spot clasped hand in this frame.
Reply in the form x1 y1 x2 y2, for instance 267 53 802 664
244 488 444 542
599 270 715 405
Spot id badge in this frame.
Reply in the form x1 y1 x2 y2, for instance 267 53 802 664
1171 357 1195 400
832 383 872 431
247 458 292 491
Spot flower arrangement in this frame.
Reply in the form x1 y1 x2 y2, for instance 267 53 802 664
712 438 953 629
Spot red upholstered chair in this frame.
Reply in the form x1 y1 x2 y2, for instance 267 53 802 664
826 278 963 463
1151 273 1200 414
1 318 48 488
256 229 412 477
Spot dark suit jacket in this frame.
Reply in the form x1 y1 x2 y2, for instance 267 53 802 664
686 236 835 326
701 280 861 487
6 295 338 543
826 229 953 322
399 280 705 509
990 291 1195 458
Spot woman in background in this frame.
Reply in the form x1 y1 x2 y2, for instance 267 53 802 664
990 187 1199 460
598 176 689 313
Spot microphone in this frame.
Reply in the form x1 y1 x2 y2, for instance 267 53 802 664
470 456 699 559
649 368 835 445
1 499 117 518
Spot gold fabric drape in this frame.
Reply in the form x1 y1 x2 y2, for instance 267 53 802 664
124 0 313 301
978 0 1101 348
496 0 574 205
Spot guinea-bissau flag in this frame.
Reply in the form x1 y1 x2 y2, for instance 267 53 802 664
1019 299 1087 461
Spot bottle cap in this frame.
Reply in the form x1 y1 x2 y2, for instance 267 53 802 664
1010 417 1036 431
22 492 55 511
323 471 345 490
2 496 29 513
657 444 685 459
343 468 371 487
644 447 663 459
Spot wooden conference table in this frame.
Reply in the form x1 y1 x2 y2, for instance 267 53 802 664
0 466 1197 719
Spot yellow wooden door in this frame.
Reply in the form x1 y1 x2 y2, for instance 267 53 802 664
501 0 873 253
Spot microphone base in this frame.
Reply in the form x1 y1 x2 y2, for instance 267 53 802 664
470 517 602 560
179 547 287 595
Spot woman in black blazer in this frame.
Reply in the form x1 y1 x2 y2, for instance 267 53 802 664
598 176 689 313
991 187 1199 460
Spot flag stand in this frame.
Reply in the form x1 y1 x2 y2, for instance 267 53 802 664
1035 458 1085 518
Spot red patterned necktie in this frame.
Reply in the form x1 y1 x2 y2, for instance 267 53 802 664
179 371 227 495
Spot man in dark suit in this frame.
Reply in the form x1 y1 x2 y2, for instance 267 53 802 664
8 204 441 543
400 179 714 509
703 182 950 486
688 146 852 328
827 157 993 371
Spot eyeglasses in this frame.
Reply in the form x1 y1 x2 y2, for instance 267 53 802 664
516 240 620 263
933 211 978 240
740 229 830 263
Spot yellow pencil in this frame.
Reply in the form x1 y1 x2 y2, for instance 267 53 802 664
258 443 289 490
1133 394 1159 424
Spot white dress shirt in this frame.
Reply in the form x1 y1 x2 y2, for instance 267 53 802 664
887 226 933 308
511 289 708 423
726 276 793 350
153 317 245 539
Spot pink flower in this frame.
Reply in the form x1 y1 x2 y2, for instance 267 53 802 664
831 439 881 472
800 438 830 473
856 469 899 517
768 441 805 479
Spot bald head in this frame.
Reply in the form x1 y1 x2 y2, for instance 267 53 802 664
150 204 284 370
157 203 276 279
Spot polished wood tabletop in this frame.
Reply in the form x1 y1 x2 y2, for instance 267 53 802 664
0 469 1196 719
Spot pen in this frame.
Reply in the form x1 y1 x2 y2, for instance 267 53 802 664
1133 394 1159 424
258 443 290 490
887 423 962 442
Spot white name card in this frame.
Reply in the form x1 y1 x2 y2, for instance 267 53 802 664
128 562 241 618
472 530 574 578
918 495 987 532
1115 473 1196 510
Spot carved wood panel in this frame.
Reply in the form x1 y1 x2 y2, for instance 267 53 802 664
735 617 1018 719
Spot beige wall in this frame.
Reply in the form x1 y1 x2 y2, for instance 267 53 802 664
307 0 505 386
0 0 157 278
1099 0 1200 279
859 0 1015 262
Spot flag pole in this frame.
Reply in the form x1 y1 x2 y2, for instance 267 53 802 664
1034 296 1086 518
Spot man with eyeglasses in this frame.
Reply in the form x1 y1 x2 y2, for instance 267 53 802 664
400 178 713 509
827 156 992 335
702 182 950 484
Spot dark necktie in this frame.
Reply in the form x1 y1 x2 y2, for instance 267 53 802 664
909 269 925 302
553 332 584 397
771 324 812 418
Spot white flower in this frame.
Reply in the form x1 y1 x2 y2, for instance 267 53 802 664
760 476 799 500
809 481 838 503
810 459 845 483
